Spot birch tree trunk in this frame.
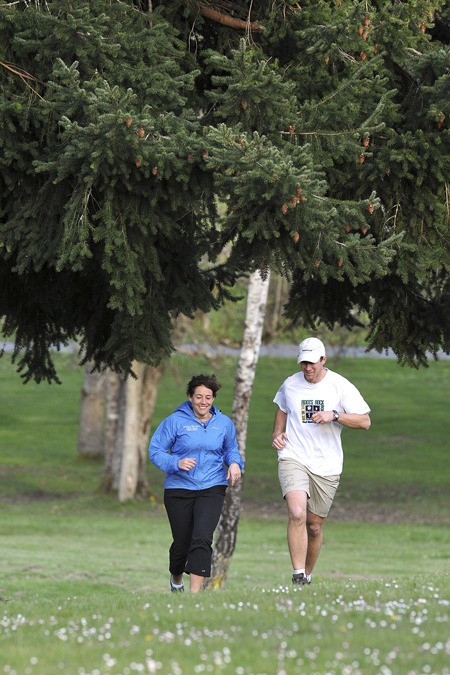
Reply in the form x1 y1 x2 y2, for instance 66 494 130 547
77 363 106 458
206 269 270 589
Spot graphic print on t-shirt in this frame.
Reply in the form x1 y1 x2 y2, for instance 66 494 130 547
301 399 324 423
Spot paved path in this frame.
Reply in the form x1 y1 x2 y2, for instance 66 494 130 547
2 341 448 360
177 343 449 360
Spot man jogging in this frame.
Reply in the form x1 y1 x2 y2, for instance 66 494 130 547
272 337 371 586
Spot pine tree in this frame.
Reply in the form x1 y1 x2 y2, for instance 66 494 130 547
278 1 450 365
1 2 217 381
1 0 448 381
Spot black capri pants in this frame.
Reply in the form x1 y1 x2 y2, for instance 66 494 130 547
164 485 227 577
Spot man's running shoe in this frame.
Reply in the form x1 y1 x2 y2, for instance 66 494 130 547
170 576 185 592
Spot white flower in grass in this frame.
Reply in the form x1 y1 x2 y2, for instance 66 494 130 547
102 654 117 668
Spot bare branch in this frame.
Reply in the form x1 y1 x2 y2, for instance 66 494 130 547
0 60 45 97
196 2 264 32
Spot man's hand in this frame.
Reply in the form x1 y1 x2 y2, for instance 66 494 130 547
272 431 288 450
311 411 334 424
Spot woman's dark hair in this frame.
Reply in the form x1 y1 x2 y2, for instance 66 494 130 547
187 374 222 398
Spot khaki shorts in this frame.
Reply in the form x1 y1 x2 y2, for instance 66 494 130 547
278 457 340 518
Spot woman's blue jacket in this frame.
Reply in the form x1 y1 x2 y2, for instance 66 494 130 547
149 401 244 490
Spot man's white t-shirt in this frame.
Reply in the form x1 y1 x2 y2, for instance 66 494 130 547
273 369 370 476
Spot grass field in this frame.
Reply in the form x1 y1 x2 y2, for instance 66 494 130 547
0 352 449 674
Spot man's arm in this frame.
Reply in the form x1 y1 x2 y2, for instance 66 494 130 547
338 411 371 430
272 408 288 449
311 410 371 429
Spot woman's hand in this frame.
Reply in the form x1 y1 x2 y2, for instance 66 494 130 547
227 462 241 487
178 457 197 471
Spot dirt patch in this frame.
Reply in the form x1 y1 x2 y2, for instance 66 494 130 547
241 499 450 525
2 489 447 526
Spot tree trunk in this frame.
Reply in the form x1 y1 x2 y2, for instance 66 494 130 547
100 369 122 492
134 363 163 498
206 270 270 588
268 274 287 339
117 362 145 501
77 363 106 458
100 363 163 500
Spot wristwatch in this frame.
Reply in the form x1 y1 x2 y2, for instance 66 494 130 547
332 410 340 422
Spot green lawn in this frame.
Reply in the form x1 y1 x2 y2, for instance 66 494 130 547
1 500 449 674
148 354 450 517
0 352 449 674
1 351 449 513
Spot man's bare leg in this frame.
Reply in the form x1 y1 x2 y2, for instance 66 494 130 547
305 511 325 576
285 490 308 570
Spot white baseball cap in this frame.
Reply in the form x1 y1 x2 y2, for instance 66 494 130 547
297 337 326 364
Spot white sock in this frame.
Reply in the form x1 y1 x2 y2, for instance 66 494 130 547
306 573 312 582
293 568 305 576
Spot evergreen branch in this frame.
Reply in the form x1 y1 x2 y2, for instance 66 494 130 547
302 57 385 112
445 181 450 224
284 129 364 138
